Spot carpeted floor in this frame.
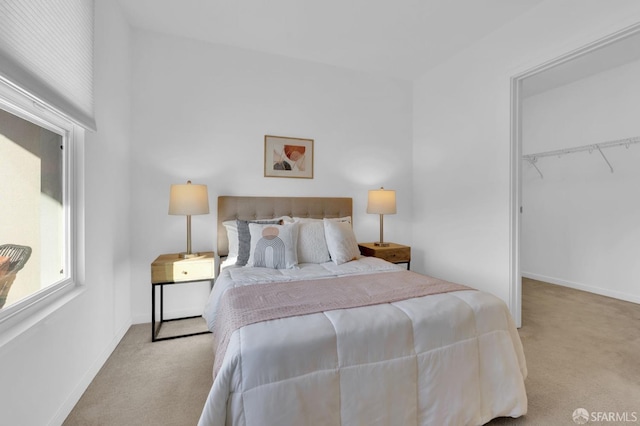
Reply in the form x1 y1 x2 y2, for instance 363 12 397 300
488 278 640 425
63 318 213 426
64 279 640 425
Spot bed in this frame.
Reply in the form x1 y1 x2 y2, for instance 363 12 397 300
198 196 527 426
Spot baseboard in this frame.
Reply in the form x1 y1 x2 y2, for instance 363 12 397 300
49 319 132 426
522 272 640 305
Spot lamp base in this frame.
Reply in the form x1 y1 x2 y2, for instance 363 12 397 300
178 252 201 259
374 242 390 247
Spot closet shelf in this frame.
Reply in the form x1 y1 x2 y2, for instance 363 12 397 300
522 136 640 179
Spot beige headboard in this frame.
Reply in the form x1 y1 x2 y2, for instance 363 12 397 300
217 196 353 256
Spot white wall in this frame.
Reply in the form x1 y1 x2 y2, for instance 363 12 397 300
521 58 640 303
412 0 640 316
129 31 413 323
0 1 132 424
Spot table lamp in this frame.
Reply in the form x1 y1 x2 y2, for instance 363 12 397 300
168 180 210 258
366 187 396 247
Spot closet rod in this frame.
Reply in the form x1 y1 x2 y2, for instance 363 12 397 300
523 136 640 159
522 136 640 179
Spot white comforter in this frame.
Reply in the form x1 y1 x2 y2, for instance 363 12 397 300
199 257 527 426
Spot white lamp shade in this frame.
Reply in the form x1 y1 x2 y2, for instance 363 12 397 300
168 182 210 215
367 188 397 215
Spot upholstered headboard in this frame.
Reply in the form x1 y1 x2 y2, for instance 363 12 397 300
217 196 353 256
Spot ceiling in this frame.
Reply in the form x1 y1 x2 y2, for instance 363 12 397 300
117 0 545 81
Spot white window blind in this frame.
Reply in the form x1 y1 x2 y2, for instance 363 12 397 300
0 0 96 131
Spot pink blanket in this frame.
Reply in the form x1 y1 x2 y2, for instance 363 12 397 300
212 270 473 377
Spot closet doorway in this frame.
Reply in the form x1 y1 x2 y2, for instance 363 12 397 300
510 24 640 327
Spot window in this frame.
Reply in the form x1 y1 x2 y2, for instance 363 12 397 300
0 82 81 323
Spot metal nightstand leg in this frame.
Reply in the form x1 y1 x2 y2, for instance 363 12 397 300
151 282 211 342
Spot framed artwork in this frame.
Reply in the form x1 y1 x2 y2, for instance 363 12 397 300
264 135 314 179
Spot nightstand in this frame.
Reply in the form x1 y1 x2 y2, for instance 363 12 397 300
358 243 411 270
151 252 215 342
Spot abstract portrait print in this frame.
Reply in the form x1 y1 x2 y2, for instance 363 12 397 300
273 144 306 171
264 135 313 179
252 226 286 269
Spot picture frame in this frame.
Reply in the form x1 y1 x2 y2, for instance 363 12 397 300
264 135 314 179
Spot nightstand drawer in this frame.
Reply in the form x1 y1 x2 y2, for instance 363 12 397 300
151 252 215 283
376 246 410 263
358 243 411 269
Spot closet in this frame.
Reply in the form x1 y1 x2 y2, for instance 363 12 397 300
519 38 640 304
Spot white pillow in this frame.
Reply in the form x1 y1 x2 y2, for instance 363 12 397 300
297 221 331 264
222 220 239 257
247 222 299 269
323 218 359 265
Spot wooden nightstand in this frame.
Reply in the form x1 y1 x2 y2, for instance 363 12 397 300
358 243 411 270
151 252 215 342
